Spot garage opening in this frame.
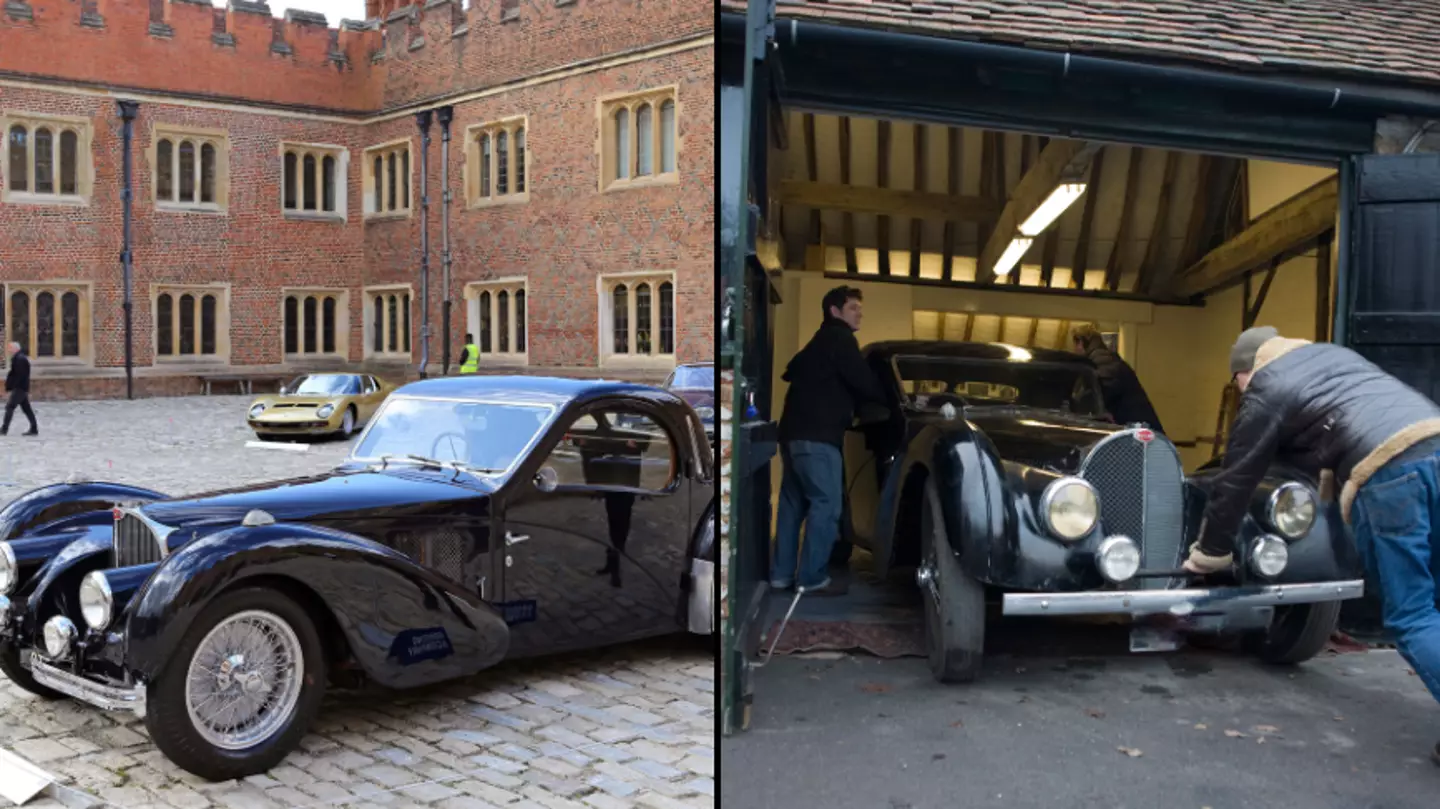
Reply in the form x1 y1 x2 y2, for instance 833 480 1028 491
755 115 1341 658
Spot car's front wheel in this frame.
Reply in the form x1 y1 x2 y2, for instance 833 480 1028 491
338 407 356 437
1246 600 1341 665
919 479 985 683
145 587 328 782
0 642 63 700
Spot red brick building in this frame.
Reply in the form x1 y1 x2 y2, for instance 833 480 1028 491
0 0 713 399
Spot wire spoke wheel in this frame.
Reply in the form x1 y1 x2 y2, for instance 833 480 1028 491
184 610 303 750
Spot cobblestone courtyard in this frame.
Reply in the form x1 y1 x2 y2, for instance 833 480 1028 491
0 396 715 809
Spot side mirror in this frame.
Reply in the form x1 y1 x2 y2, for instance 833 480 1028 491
534 466 559 493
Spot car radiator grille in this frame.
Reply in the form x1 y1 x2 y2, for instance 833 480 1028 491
114 514 165 567
1079 429 1186 590
389 529 469 584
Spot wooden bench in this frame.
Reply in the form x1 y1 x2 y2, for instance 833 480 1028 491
199 374 289 396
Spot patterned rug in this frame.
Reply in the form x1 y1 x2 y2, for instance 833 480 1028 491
763 619 926 658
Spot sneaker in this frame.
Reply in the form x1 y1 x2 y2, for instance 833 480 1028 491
768 579 794 592
20 429 36 437
799 577 849 597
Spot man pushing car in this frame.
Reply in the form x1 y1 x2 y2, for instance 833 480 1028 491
1182 325 1440 765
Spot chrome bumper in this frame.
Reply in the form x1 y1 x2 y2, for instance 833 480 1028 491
29 658 146 718
1002 579 1365 617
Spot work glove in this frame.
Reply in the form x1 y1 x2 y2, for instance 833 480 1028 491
1181 543 1232 574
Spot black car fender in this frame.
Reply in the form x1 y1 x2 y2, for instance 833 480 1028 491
0 481 167 542
124 522 510 690
13 524 113 642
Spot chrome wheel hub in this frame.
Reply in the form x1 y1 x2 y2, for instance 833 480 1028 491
185 610 302 751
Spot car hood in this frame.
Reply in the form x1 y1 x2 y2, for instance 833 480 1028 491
140 468 493 527
255 395 347 408
962 407 1122 473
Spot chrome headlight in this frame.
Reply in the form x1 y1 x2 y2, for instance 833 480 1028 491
1250 534 1289 578
1268 482 1316 539
42 616 77 661
79 571 114 630
0 542 16 595
693 406 715 421
1096 535 1141 583
315 403 336 419
248 403 266 418
1040 477 1099 541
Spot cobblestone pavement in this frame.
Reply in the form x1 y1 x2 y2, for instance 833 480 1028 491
0 396 715 809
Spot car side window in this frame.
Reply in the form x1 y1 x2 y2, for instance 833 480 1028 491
542 408 678 492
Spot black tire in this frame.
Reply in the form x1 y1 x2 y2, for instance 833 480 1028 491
920 479 985 683
0 642 63 700
144 587 328 782
1248 600 1341 665
338 406 358 438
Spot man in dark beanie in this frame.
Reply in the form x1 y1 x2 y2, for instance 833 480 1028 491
1182 325 1440 763
1069 323 1165 434
772 285 887 596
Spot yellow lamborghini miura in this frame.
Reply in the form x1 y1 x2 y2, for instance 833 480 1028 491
246 372 394 440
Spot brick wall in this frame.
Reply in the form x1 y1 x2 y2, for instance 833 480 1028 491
0 0 712 397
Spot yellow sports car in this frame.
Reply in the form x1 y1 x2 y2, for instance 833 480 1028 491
247 372 394 440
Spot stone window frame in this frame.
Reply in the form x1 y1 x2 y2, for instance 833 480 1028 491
597 85 680 193
463 278 528 363
280 142 349 222
1 112 95 207
463 115 530 209
596 271 677 369
363 284 414 360
151 283 231 365
149 124 230 214
362 139 413 221
5 281 94 367
281 288 350 361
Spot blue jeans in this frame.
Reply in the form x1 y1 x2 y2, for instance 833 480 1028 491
1352 451 1440 703
772 440 844 589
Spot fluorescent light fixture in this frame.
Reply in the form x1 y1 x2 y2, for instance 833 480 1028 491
995 344 1034 362
1019 183 1087 237
992 237 1034 278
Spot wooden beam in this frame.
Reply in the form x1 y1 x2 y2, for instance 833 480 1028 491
910 124 926 279
1137 151 1181 295
1103 146 1146 292
1179 154 1212 268
1026 316 1040 347
803 114 821 245
1040 226 1060 289
1245 258 1280 329
776 180 1000 224
1055 319 1071 350
877 120 892 277
839 117 857 274
963 313 976 341
1315 232 1333 342
943 127 961 282
977 137 1096 285
1171 175 1338 298
1068 149 1106 290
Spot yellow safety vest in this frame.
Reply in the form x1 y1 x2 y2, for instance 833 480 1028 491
459 344 480 374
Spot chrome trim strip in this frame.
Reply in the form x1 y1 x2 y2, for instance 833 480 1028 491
1002 579 1365 617
30 659 146 718
688 558 715 635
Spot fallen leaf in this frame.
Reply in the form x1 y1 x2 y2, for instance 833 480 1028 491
1085 708 1106 719
1017 695 1031 704
1194 723 1208 730
1333 716 1344 722
950 719 964 728
1117 746 1143 758
1257 737 1266 744
1224 729 1248 738
860 683 891 694
1253 725 1280 734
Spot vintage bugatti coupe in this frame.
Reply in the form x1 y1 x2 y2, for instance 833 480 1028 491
842 340 1365 684
246 372 395 440
0 377 716 780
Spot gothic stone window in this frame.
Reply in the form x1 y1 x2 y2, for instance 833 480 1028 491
153 125 229 212
599 87 678 192
363 140 412 219
154 285 228 361
7 283 91 363
282 144 347 219
365 286 412 357
468 280 527 359
3 114 93 205
283 289 348 357
467 117 529 207
600 274 675 361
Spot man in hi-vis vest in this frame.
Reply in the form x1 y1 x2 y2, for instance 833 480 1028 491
458 333 480 374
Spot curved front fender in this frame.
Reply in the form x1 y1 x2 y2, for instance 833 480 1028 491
124 523 509 690
0 482 166 542
14 525 113 642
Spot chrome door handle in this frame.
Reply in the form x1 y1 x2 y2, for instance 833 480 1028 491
505 532 529 546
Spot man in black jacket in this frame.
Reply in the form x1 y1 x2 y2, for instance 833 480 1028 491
2 341 38 436
1182 326 1440 764
771 286 887 596
1070 323 1165 434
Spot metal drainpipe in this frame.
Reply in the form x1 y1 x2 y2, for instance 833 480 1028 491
437 106 454 375
117 100 139 401
415 110 432 379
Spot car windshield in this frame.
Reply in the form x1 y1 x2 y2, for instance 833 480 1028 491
668 365 714 389
288 375 360 395
892 355 1104 416
352 397 554 474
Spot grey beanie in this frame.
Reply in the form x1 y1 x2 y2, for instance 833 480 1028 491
1230 326 1280 374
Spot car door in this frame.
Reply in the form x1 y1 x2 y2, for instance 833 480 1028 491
499 401 690 658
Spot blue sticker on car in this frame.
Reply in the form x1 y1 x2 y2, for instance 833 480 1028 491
498 600 538 625
389 627 454 664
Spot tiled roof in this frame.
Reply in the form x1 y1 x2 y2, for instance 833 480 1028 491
720 0 1440 88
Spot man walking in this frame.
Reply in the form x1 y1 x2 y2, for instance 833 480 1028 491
458 333 479 375
1070 323 1165 433
2 342 37 437
771 286 887 596
1182 326 1440 764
